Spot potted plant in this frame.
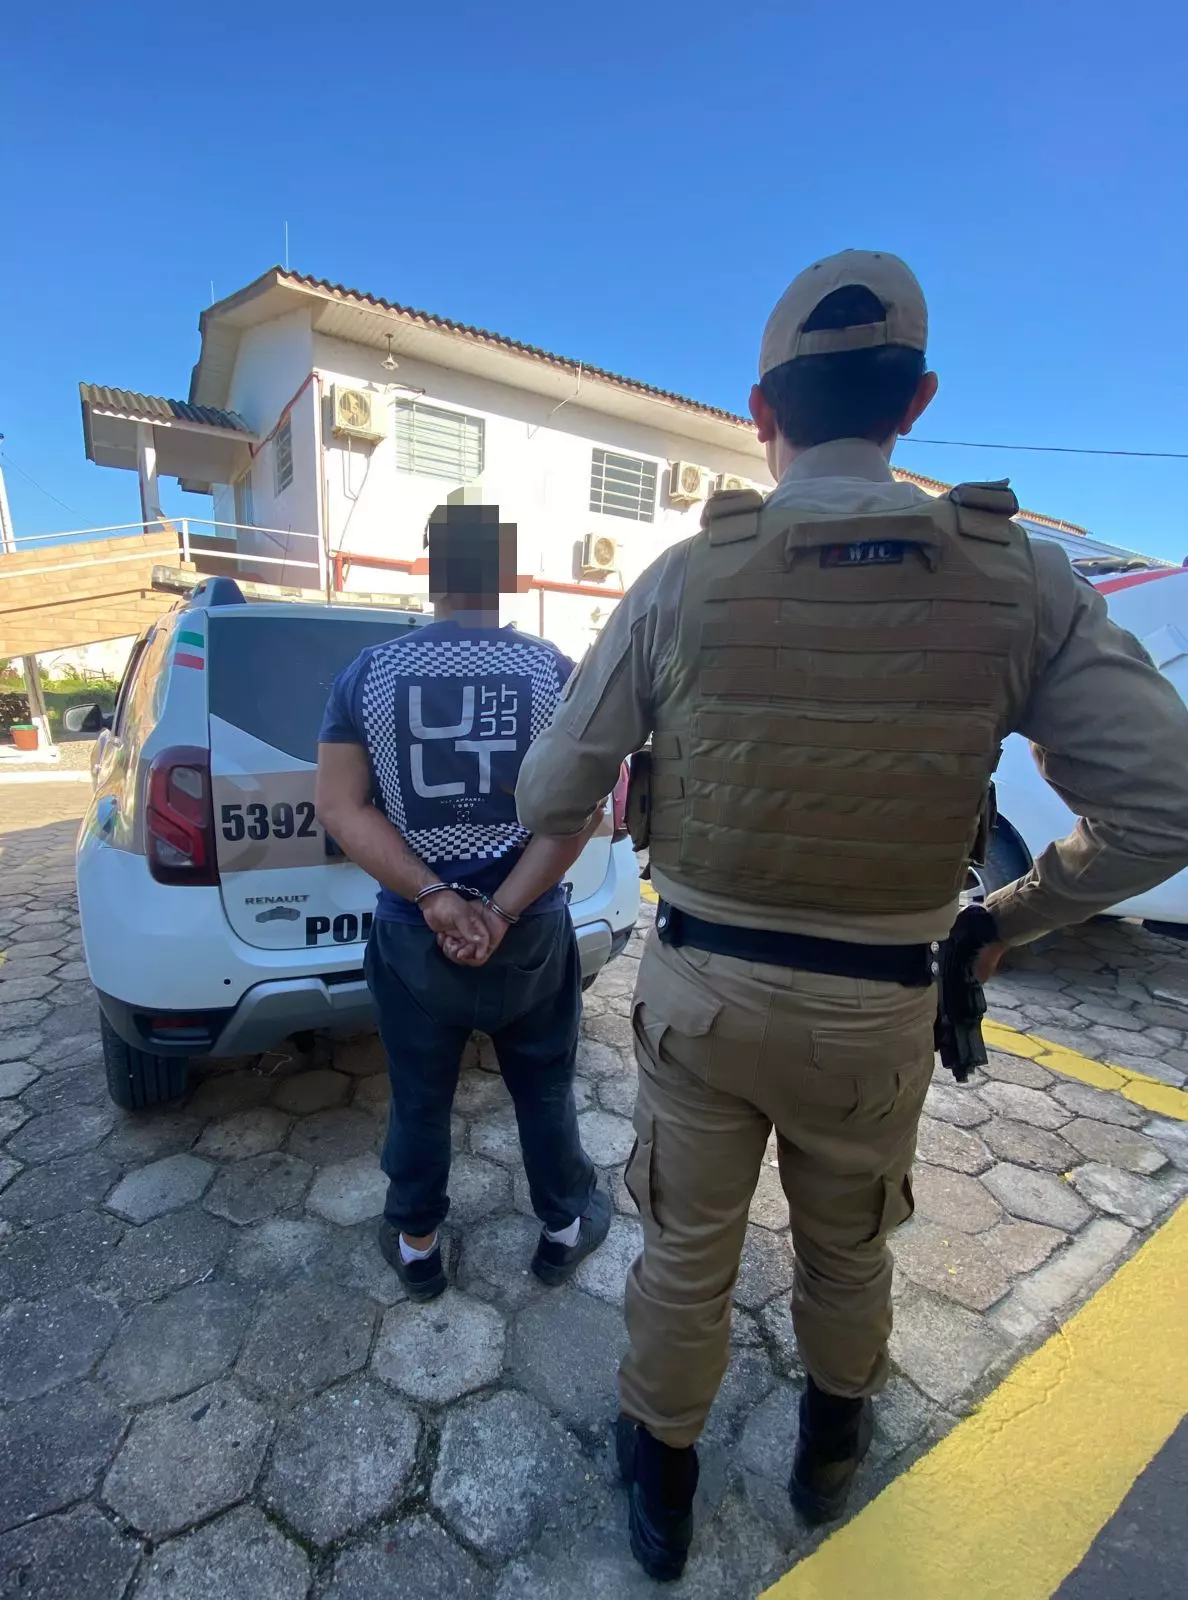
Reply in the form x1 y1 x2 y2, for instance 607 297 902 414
9 724 39 752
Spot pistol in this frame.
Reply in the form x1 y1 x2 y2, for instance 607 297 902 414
934 905 999 1083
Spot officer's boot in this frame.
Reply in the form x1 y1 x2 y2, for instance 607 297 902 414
787 1376 874 1525
616 1416 699 1583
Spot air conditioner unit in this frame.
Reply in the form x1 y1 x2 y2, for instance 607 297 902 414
330 385 386 442
716 473 750 493
581 532 619 576
668 461 707 505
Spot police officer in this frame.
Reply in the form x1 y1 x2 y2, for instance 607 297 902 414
316 503 611 1303
516 251 1188 1580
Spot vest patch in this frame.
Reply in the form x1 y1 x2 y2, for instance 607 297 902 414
821 540 914 568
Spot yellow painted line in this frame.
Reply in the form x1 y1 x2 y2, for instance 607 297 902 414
984 1018 1188 1121
640 880 658 905
763 1200 1188 1600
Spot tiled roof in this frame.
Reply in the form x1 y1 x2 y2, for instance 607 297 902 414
200 269 1090 536
80 384 251 433
250 270 752 428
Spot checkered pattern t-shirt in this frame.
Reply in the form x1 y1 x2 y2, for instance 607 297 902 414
319 621 576 921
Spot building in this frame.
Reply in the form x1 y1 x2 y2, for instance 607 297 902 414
77 267 1090 662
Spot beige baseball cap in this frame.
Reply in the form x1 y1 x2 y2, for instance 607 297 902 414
759 249 928 376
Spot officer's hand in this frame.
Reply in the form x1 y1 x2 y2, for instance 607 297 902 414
421 893 490 964
973 940 1009 982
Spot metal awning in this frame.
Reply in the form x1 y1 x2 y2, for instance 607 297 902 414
80 383 257 491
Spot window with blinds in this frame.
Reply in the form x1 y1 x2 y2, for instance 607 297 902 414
589 448 657 522
274 416 293 495
394 401 485 481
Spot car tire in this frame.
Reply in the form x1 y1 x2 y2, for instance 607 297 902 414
1142 920 1188 942
101 1013 189 1110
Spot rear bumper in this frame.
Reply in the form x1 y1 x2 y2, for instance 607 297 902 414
98 915 633 1059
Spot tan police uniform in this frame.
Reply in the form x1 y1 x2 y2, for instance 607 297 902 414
516 280 1188 1452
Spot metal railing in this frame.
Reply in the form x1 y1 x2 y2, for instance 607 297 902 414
1 518 324 584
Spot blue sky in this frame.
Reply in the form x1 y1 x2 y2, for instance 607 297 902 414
2 0 1186 557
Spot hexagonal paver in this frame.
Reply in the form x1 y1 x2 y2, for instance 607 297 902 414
102 1379 273 1538
135 1504 310 1600
353 1072 390 1120
757 1298 804 1377
332 1034 387 1076
0 1504 139 1600
184 1070 274 1119
271 1068 351 1115
0 1030 43 1064
432 1390 587 1561
981 1119 1077 1171
983 1220 1066 1274
892 1221 1012 1312
595 1071 638 1118
0 1209 123 1302
1052 1080 1145 1127
1061 1118 1168 1175
0 1154 20 1194
0 1151 118 1225
236 1280 375 1400
0 1382 125 1530
21 1063 107 1115
100 1282 254 1405
453 1067 511 1120
981 1163 1092 1231
575 1108 635 1167
510 1288 626 1428
748 1161 790 1230
100 1110 205 1165
980 1051 1056 1090
911 1165 1004 1234
286 1107 378 1166
574 1214 642 1306
96 1207 233 1302
459 1212 548 1309
195 1107 292 1161
469 1108 523 1167
262 1378 420 1544
1068 1163 1169 1227
320 1515 490 1600
576 1038 629 1081
0 1100 31 1142
449 1153 512 1223
306 1153 388 1225
0 1059 39 1098
374 1289 505 1404
889 1282 1009 1406
228 1216 339 1284
914 1115 992 1175
0 1287 121 1403
977 1081 1070 1130
6 1103 117 1164
734 1224 796 1310
923 1082 991 1128
106 1153 214 1223
204 1151 313 1225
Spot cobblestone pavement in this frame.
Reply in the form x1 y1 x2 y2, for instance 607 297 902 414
2 784 1187 1599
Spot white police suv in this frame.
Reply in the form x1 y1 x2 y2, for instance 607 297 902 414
69 578 640 1109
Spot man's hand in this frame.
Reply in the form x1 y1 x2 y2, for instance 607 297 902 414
973 940 1009 983
420 892 490 965
439 906 509 968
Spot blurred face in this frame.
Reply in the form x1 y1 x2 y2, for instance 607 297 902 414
426 506 519 608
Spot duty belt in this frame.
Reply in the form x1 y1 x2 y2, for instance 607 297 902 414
655 901 939 989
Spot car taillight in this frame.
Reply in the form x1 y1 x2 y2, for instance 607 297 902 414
145 747 219 886
611 760 631 843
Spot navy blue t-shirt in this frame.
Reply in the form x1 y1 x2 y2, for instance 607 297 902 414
319 620 576 923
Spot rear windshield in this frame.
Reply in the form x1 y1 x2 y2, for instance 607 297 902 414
208 612 423 761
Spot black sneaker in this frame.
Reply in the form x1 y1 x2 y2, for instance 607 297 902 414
787 1378 874 1525
617 1415 698 1583
531 1187 612 1287
377 1219 447 1303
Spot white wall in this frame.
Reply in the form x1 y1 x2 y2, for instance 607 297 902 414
310 333 771 659
204 310 322 588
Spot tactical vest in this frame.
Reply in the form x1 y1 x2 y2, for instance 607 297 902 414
645 482 1039 916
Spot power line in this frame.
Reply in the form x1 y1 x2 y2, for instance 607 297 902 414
905 438 1188 461
0 451 80 516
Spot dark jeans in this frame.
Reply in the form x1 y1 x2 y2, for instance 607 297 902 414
365 910 596 1237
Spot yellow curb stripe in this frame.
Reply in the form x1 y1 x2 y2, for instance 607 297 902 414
640 880 659 905
984 1018 1188 1122
763 1200 1188 1600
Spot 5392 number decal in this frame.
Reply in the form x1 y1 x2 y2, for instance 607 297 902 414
220 801 318 843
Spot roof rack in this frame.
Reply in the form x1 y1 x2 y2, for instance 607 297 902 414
151 564 429 614
184 576 248 608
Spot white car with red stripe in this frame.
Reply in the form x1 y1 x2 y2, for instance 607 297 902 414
70 578 640 1109
969 524 1188 935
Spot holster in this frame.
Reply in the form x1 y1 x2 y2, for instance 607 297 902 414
934 904 999 1082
